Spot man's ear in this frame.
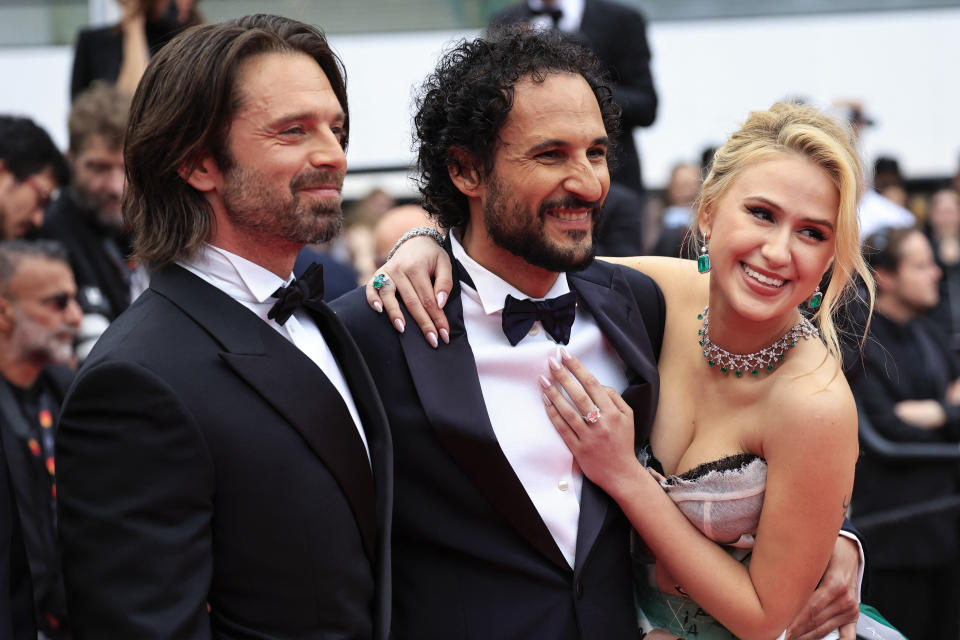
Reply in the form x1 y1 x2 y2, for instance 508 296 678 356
874 267 894 292
447 147 483 197
178 154 222 193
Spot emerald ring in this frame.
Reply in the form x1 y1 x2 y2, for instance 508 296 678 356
373 273 392 290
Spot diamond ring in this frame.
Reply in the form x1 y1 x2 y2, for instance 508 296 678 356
582 405 601 424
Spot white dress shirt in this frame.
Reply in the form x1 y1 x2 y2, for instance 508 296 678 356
179 244 370 461
452 234 627 567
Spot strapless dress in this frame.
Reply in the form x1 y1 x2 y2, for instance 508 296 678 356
634 447 904 640
633 446 772 639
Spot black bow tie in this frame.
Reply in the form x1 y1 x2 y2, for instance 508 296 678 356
501 292 577 346
268 262 324 326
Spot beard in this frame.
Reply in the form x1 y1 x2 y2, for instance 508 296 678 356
11 308 75 366
482 174 601 273
221 163 345 246
71 186 124 230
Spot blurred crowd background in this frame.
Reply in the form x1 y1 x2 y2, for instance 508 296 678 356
0 1 958 638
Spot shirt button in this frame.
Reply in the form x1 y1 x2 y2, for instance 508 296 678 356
558 479 569 491
528 325 540 336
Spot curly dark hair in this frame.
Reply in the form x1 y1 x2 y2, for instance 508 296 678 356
414 25 621 229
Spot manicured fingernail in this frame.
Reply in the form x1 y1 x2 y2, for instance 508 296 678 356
427 332 439 349
539 375 551 389
437 291 447 308
541 392 552 406
439 328 450 344
373 301 383 313
548 357 561 371
394 318 405 333
559 346 570 360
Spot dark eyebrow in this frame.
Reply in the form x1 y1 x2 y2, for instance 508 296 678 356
266 109 346 131
747 195 835 231
527 136 609 155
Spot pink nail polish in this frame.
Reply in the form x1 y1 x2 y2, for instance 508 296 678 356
559 346 571 360
541 393 552 406
539 375 551 389
548 357 561 371
427 332 439 349
373 301 383 313
439 328 450 344
394 318 405 333
437 291 447 308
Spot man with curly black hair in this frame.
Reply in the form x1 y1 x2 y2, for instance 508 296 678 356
333 26 661 639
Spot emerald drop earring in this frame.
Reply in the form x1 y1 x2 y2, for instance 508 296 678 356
807 286 823 309
697 238 711 274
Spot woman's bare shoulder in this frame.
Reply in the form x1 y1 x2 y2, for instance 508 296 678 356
599 256 704 302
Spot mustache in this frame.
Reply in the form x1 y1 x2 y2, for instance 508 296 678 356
538 196 603 215
290 168 345 191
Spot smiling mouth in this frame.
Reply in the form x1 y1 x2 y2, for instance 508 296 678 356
742 263 786 287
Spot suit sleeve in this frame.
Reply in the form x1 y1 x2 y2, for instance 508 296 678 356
57 360 214 639
606 8 657 129
853 352 960 443
70 30 94 101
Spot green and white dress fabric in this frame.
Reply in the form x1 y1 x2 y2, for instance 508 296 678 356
633 448 909 640
634 446 770 639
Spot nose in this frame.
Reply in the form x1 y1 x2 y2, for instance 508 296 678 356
309 132 347 174
108 166 125 198
760 228 791 267
29 205 44 230
64 298 83 328
563 155 606 203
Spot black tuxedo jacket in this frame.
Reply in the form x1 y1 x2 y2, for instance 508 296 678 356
492 0 658 193
56 264 392 639
333 259 664 639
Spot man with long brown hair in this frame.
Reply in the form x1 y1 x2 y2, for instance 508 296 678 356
56 15 392 639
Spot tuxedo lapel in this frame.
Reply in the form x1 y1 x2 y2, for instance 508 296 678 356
150 265 377 559
399 276 569 571
569 265 660 572
306 300 393 534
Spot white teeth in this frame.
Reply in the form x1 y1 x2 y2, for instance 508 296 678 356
742 263 784 287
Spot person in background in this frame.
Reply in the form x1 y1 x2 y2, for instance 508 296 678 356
373 204 436 268
491 0 657 196
643 161 701 257
39 83 149 360
71 0 202 99
925 187 960 344
850 226 960 640
0 117 69 241
0 241 81 639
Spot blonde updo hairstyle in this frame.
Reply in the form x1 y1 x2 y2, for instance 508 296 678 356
692 101 874 362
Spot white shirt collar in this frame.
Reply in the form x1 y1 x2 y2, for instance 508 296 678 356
178 244 293 305
450 231 570 315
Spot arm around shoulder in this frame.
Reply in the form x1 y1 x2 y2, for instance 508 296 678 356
57 359 215 639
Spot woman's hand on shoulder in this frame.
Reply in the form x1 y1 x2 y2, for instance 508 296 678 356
366 235 453 348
